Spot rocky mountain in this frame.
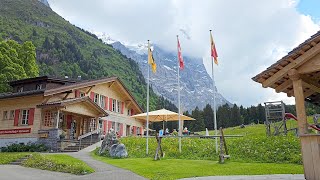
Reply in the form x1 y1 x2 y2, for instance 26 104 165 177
38 0 50 7
0 0 162 110
110 41 230 111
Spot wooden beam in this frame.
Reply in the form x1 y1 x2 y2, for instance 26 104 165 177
42 96 52 104
86 86 94 94
297 53 320 74
302 81 320 94
288 69 308 134
109 81 115 88
304 89 316 98
63 92 71 100
275 80 292 93
262 42 320 88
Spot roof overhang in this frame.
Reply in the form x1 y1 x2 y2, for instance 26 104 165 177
43 77 143 113
252 30 320 105
37 97 108 117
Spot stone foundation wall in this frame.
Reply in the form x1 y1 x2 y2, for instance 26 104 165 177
37 128 59 151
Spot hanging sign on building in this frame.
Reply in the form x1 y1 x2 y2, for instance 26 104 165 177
0 128 31 135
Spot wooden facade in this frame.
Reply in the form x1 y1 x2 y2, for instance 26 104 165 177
253 30 320 180
0 76 144 148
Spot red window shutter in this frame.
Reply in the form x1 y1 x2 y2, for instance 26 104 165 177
133 126 137 135
103 120 107 135
109 98 113 111
28 108 35 125
90 92 95 101
108 121 112 131
104 96 108 110
131 109 135 115
140 127 143 136
121 102 124 114
119 123 123 136
67 115 72 129
14 109 20 126
75 90 80 98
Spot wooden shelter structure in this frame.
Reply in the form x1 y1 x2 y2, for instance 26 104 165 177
253 30 320 180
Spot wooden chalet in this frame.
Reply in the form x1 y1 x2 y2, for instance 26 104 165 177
0 76 144 151
253 30 320 180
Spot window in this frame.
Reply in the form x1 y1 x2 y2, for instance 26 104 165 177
112 99 116 112
137 127 141 135
36 84 42 90
21 109 29 125
117 101 121 113
80 92 85 97
90 118 96 131
3 111 8 120
43 111 55 127
99 119 103 129
9 110 14 119
112 122 115 129
127 109 131 116
17 86 24 92
100 95 105 108
94 93 99 104
116 123 120 132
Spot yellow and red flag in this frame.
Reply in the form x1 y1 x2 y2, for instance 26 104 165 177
177 36 184 70
148 41 156 73
210 31 218 65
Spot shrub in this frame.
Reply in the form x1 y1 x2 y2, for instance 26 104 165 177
1 143 48 152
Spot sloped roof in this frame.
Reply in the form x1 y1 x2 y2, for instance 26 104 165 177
37 96 108 116
44 76 143 113
252 30 320 84
252 30 320 105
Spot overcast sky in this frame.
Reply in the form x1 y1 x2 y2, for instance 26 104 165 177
48 0 320 107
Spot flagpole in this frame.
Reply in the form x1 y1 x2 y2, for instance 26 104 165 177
146 40 150 155
177 35 182 153
210 30 218 154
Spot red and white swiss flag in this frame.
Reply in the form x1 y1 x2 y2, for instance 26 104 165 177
177 37 184 70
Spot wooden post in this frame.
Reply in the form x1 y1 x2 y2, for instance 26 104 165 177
56 109 60 129
288 69 308 134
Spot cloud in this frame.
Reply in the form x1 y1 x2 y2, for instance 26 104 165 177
48 0 319 106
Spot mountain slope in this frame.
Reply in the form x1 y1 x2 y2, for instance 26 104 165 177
111 41 230 111
0 0 157 109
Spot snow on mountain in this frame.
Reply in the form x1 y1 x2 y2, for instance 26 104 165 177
96 33 231 110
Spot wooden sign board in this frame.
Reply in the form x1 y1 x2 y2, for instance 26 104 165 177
39 133 48 138
0 128 31 135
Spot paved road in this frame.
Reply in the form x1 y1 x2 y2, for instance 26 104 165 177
180 174 305 180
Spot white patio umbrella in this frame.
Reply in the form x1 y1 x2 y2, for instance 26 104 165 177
131 108 194 153
131 108 194 122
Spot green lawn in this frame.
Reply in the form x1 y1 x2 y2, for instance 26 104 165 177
22 154 94 175
0 152 31 164
92 153 303 180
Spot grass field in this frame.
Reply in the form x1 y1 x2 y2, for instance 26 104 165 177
92 153 303 180
93 123 304 179
22 154 94 175
0 152 31 164
117 123 302 164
